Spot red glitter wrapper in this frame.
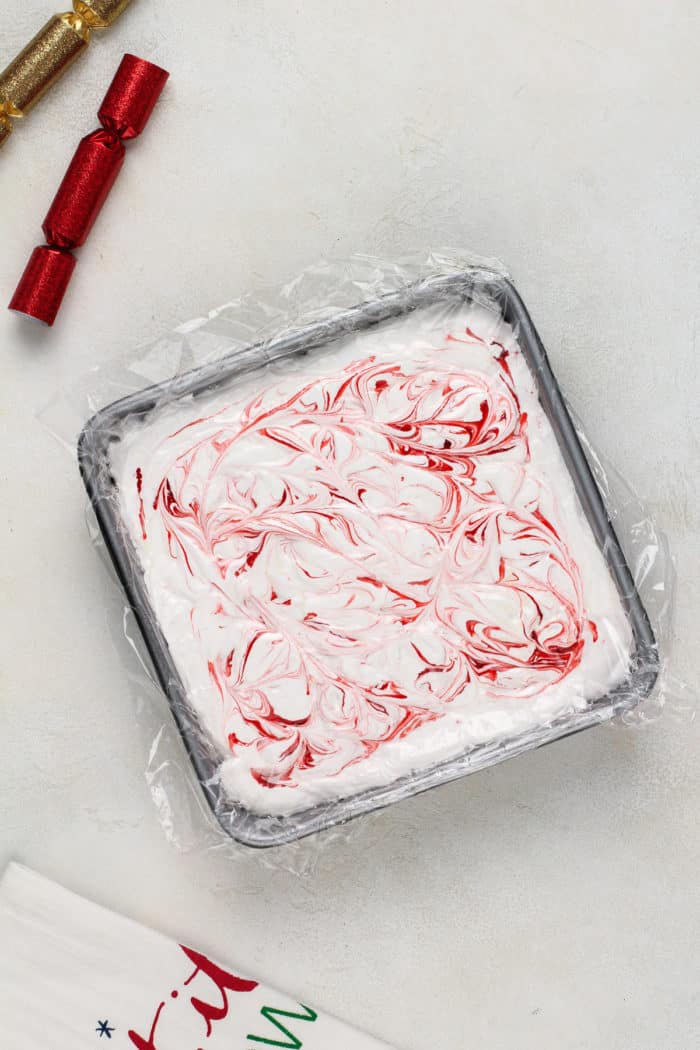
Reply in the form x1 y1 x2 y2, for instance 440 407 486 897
9 53 169 328
9 246 76 326
99 54 169 140
43 129 125 249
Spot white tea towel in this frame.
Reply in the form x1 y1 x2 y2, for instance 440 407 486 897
0 863 398 1049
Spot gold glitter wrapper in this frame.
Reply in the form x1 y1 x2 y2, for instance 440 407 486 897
0 0 136 148
0 16 88 119
76 0 134 28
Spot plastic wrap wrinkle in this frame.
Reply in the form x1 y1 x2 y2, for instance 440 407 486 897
47 251 690 864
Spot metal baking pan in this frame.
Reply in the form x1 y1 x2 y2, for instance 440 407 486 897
78 270 659 847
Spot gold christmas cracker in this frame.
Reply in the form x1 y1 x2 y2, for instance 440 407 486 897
0 0 135 148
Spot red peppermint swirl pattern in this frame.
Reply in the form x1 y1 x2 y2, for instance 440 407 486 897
136 331 590 793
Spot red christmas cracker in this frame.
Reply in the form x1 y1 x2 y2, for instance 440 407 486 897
9 53 168 326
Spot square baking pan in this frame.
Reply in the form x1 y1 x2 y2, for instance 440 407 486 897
78 270 659 847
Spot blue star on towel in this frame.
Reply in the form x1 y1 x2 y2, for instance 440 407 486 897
96 1020 115 1038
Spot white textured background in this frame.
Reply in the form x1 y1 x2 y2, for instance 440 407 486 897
1 2 699 1047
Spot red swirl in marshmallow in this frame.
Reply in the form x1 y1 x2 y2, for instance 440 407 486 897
115 306 632 814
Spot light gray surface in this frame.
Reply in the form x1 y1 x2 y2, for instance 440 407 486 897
1 2 698 1047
